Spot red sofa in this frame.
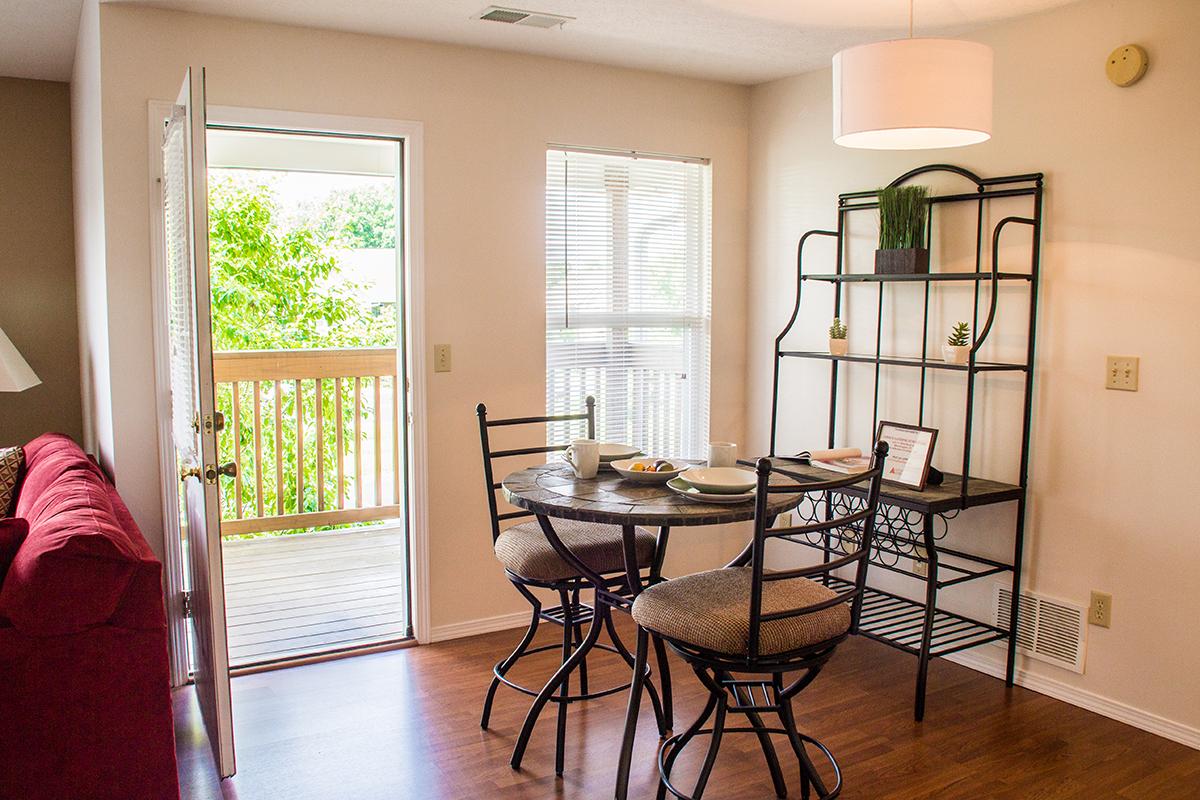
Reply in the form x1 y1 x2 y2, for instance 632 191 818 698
0 434 180 800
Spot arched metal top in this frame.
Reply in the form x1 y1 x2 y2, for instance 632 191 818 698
887 163 986 189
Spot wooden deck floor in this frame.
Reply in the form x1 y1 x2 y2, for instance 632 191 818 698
222 527 409 668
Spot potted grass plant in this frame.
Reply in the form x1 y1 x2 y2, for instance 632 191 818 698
828 317 848 356
875 184 930 274
943 321 971 364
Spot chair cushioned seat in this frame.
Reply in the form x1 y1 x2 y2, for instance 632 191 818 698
631 567 851 657
495 519 656 582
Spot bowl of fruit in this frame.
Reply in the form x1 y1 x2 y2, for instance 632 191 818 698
609 458 689 484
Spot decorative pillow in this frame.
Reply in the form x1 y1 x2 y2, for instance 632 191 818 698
0 516 29 585
0 446 23 517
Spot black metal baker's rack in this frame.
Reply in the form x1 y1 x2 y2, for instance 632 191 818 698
767 164 1043 721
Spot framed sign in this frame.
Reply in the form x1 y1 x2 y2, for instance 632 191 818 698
875 421 939 491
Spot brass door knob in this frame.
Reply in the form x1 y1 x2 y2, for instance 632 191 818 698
180 466 202 482
217 461 238 478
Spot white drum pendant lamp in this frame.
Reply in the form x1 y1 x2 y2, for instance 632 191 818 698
832 2 993 150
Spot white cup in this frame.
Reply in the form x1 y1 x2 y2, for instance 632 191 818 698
708 442 737 468
564 439 600 479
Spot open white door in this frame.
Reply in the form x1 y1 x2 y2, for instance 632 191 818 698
161 67 236 778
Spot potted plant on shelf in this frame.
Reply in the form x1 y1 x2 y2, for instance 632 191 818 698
829 317 848 356
943 321 971 364
875 184 930 274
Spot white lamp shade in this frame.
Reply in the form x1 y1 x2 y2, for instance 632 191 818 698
0 327 40 392
833 38 993 150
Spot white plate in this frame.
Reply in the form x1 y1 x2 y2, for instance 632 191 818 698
610 458 689 484
667 477 754 504
680 466 757 495
598 443 642 461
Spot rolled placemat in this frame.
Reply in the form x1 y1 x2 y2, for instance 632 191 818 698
806 447 862 462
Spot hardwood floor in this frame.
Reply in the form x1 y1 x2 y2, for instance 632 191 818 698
222 527 408 667
175 622 1200 799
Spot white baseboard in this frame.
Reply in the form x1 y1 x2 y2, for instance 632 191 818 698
428 610 1200 753
945 649 1200 751
429 610 530 643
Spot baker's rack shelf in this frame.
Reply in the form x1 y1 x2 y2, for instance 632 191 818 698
767 164 1043 721
779 351 1029 373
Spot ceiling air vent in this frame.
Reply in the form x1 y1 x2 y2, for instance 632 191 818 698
995 586 1086 674
475 6 574 29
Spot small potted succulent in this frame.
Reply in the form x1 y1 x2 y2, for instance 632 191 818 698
875 184 930 275
943 321 971 364
829 317 848 356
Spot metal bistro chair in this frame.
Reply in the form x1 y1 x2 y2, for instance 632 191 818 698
476 396 667 776
630 442 888 800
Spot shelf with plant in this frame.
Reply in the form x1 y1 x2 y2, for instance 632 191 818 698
828 317 848 356
876 184 930 275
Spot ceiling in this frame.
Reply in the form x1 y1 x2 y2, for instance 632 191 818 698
0 0 84 82
4 0 1077 85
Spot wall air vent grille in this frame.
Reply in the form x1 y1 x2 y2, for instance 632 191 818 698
476 6 573 28
996 586 1086 674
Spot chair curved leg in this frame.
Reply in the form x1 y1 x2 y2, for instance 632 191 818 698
481 589 542 730
777 687 830 799
656 691 719 800
510 592 604 770
604 608 668 736
555 588 572 777
691 690 728 800
652 633 674 732
571 585 589 697
724 673 787 799
615 619 651 800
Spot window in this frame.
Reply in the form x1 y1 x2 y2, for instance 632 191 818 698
546 147 712 458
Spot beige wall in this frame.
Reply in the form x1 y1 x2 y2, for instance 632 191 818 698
87 6 751 631
0 77 83 445
747 0 1199 737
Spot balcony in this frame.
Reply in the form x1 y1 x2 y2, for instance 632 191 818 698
213 347 409 668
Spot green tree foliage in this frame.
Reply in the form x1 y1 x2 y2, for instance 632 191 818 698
317 184 397 249
208 178 395 350
207 177 398 536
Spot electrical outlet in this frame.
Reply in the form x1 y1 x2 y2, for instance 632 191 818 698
1105 355 1139 391
433 344 452 373
1088 590 1112 627
911 546 929 577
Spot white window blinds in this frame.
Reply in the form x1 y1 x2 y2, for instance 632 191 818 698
546 147 712 459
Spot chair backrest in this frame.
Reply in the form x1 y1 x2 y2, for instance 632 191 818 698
745 441 889 661
475 397 595 543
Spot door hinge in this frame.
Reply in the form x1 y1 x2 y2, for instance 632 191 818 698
181 590 193 619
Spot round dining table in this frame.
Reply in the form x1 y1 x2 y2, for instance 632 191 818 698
502 460 805 800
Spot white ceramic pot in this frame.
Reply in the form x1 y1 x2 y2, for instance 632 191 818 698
829 338 849 357
942 344 971 365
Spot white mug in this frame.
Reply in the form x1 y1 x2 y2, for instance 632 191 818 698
708 442 737 468
564 439 600 479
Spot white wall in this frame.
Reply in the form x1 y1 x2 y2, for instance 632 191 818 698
71 0 113 470
84 6 751 630
747 0 1200 740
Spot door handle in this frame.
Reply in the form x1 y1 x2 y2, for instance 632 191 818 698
180 466 201 482
202 462 237 484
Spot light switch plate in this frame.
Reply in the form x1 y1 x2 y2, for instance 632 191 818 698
434 344 452 373
1105 355 1139 391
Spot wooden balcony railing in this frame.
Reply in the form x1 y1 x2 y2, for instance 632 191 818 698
213 348 403 536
